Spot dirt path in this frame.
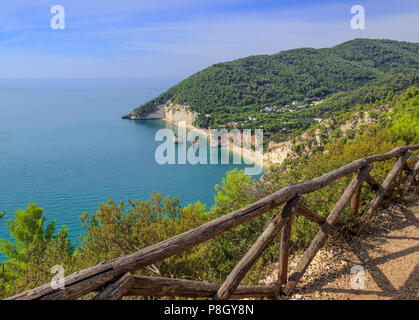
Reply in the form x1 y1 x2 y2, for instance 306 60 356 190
262 189 418 300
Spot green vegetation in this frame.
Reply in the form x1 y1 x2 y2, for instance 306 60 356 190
300 73 419 118
133 39 419 143
387 87 419 144
270 72 418 142
0 203 74 296
2 38 419 298
77 194 212 279
288 83 419 157
1 85 417 299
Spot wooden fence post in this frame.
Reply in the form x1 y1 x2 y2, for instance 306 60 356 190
362 151 412 220
297 206 326 225
365 174 381 193
278 217 292 285
283 164 372 296
351 183 362 216
401 160 419 200
214 195 303 300
395 170 403 198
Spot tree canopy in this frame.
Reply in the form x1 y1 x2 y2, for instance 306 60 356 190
133 39 419 140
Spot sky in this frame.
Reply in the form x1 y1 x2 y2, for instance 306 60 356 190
0 0 418 79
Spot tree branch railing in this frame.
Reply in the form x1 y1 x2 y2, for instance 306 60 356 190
6 144 419 300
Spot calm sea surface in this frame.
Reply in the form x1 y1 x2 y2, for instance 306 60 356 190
0 79 261 246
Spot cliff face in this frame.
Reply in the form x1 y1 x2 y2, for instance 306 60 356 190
122 101 198 126
124 102 288 166
164 102 198 127
264 141 294 165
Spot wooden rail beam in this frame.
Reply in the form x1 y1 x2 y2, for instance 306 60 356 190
93 272 133 300
365 174 381 193
214 195 303 300
283 164 372 296
297 205 326 225
126 275 280 299
5 261 116 301
362 151 412 220
7 144 419 300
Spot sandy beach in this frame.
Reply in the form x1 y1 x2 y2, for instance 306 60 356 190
162 117 268 168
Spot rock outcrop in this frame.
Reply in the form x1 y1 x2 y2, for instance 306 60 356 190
122 104 166 120
263 141 295 165
122 103 389 167
164 102 199 127
122 101 198 126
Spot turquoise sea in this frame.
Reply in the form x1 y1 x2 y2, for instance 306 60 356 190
0 79 261 246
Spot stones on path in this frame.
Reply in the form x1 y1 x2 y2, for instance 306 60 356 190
259 191 418 300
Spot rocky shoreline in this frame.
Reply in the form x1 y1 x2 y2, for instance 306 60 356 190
122 102 268 168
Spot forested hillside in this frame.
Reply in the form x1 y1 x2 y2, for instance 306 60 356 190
271 72 419 142
132 39 419 139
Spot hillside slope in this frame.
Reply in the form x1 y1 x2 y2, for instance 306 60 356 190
128 39 419 134
264 81 418 165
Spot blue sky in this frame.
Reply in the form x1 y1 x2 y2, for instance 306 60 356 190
0 0 418 79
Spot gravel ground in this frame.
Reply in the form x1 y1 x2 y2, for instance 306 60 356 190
260 187 418 300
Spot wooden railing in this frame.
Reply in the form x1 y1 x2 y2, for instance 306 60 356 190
6 144 419 300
